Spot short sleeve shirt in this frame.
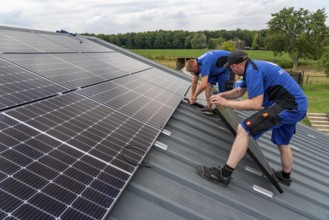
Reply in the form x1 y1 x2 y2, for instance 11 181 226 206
240 60 307 111
195 50 231 78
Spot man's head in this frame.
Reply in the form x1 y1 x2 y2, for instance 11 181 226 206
185 59 199 74
224 50 249 75
224 50 248 67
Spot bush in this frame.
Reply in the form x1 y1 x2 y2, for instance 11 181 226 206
265 59 293 68
320 47 329 78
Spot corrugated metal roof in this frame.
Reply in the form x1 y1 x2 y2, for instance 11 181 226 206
92 39 329 220
108 103 329 220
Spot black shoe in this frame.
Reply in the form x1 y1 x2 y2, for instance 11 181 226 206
273 170 292 186
196 165 231 186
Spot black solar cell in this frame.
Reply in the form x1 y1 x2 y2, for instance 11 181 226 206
0 32 41 53
78 75 182 128
86 52 151 74
0 58 67 110
134 68 190 95
53 53 127 80
0 91 161 219
40 33 113 53
0 29 74 53
2 54 112 89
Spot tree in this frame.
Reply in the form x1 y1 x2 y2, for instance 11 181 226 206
208 37 225 49
164 31 173 49
153 31 166 49
221 41 235 51
184 35 192 49
144 32 156 49
257 29 269 49
233 38 245 50
172 31 187 49
190 32 207 49
207 38 217 49
266 7 328 70
320 46 329 77
252 33 260 50
133 33 145 49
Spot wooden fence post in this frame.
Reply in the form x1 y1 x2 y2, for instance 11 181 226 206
306 75 309 85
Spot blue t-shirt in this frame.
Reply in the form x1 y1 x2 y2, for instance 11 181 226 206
195 50 231 78
240 60 307 111
195 50 231 92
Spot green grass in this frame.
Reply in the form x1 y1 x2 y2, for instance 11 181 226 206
130 49 290 60
130 49 316 69
130 49 208 59
303 84 329 113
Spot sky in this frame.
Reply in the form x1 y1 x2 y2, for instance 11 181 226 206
0 0 328 35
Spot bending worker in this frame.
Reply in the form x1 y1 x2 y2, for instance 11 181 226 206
185 50 232 115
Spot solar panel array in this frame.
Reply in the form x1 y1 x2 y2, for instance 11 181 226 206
0 26 190 219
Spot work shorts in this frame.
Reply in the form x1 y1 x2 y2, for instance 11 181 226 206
240 104 307 145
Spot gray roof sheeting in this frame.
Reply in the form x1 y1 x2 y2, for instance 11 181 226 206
108 103 329 220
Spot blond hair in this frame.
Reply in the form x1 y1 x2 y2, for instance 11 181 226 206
185 59 197 72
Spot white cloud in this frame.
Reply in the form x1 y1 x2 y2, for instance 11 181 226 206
0 0 328 34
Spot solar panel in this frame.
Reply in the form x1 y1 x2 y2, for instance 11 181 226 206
2 54 117 89
86 52 151 74
40 33 113 53
213 106 283 193
0 32 41 53
134 68 190 95
53 53 127 80
0 58 68 110
1 92 160 219
78 75 183 128
0 29 74 53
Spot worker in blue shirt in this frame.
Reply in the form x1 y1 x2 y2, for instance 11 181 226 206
197 50 308 187
185 50 232 115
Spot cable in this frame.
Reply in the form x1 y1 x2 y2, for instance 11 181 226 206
121 144 151 168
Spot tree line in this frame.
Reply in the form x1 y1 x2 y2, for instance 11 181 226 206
83 29 267 50
82 7 329 74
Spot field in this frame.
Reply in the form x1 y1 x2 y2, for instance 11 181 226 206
130 49 329 115
131 49 289 59
131 49 308 67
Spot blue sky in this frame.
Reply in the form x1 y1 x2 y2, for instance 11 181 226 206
0 0 328 34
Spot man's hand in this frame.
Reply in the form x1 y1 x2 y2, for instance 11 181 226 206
210 93 264 110
209 94 227 106
189 96 196 105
